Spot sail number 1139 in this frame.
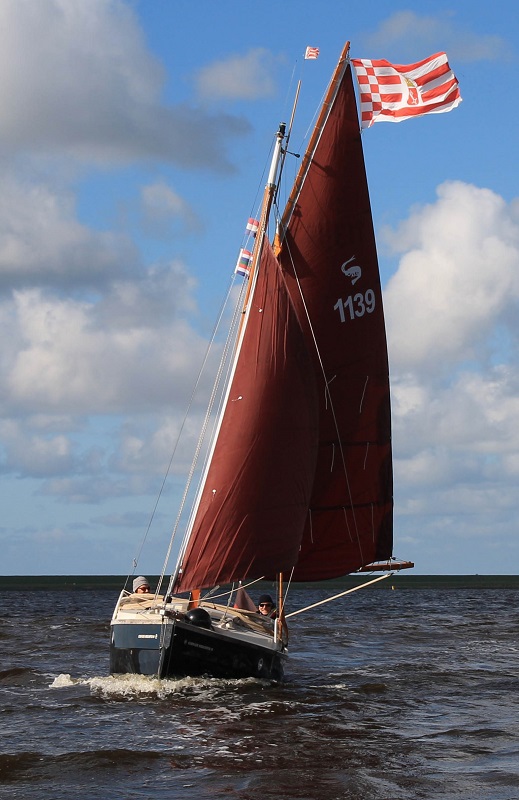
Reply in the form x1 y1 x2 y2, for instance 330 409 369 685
334 290 376 322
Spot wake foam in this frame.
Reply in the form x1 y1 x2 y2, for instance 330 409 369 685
50 672 261 698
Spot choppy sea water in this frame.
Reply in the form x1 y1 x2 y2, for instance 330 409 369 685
1 578 519 800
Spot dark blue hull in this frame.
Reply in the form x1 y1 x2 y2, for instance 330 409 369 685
110 618 285 681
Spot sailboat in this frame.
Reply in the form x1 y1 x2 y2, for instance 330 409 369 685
110 42 412 682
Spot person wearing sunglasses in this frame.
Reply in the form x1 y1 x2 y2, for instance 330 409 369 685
257 594 276 618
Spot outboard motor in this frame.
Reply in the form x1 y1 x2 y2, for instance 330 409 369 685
185 607 212 629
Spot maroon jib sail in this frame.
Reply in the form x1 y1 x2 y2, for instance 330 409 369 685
174 239 319 591
174 45 392 593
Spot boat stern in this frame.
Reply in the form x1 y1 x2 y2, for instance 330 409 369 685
109 590 176 677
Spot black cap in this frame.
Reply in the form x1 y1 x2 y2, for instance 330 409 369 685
258 594 274 605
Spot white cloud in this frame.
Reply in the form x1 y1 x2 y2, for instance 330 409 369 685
111 412 207 479
194 48 279 102
0 0 248 168
140 182 201 237
0 175 137 289
1 278 209 416
393 367 519 464
0 418 74 477
384 182 519 569
362 10 510 62
384 181 519 376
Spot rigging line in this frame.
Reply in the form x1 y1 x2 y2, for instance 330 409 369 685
164 285 246 593
176 273 248 534
273 80 301 210
156 276 246 596
169 135 285 595
283 566 295 611
275 42 350 248
274 53 305 206
163 278 250 599
297 85 327 154
295 54 329 159
177 277 247 538
199 578 266 607
285 572 392 618
234 576 266 596
206 283 247 437
130 274 240 592
278 233 361 548
284 55 303 115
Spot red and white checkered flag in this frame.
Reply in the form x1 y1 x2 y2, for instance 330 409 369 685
352 52 461 129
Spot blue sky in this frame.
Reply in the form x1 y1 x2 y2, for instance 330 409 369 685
1 0 518 576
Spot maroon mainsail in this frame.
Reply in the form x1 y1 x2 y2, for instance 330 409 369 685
174 47 392 592
277 57 393 580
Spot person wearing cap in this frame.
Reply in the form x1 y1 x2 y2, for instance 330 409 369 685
133 576 151 594
257 594 276 618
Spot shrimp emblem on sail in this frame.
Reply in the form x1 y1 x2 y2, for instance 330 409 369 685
335 256 375 322
341 255 361 285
